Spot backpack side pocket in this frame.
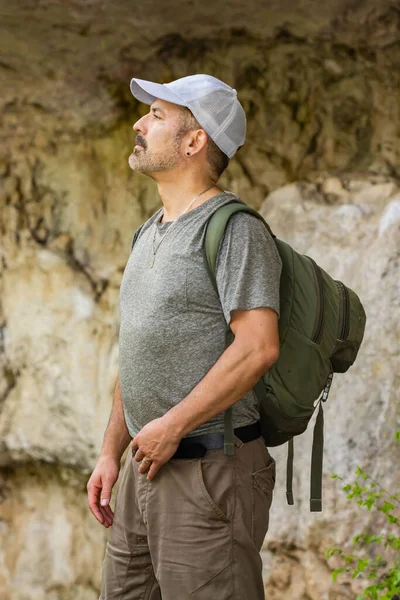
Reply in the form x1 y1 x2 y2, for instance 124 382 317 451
331 282 366 373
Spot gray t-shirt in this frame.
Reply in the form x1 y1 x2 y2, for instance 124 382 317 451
119 191 282 438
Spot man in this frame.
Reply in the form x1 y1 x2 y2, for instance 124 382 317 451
88 73 282 600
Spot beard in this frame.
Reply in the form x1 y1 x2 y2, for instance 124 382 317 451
128 139 182 174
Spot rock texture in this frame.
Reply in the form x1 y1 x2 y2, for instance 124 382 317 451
1 1 400 598
0 465 105 600
260 176 400 599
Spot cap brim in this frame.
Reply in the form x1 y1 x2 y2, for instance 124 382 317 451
130 78 186 106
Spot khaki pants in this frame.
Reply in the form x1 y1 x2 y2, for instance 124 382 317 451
99 435 275 599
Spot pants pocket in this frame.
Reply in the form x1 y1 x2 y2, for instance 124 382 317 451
251 456 276 550
197 453 235 522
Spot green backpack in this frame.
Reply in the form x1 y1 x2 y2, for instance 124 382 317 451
204 199 367 512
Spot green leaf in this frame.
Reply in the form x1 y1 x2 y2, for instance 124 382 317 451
386 514 399 525
365 495 376 510
393 568 400 586
325 547 343 558
386 536 400 550
353 483 363 496
395 430 400 440
332 567 345 582
380 501 395 513
370 535 382 544
357 558 370 572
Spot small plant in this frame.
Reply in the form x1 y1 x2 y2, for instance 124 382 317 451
326 431 400 600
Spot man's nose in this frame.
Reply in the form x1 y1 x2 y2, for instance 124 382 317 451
133 115 147 134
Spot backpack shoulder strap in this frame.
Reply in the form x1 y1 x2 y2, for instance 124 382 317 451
203 200 275 456
203 201 275 291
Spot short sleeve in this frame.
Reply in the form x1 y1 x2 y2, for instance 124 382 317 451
215 212 282 325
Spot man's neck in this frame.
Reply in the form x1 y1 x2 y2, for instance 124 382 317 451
156 178 222 223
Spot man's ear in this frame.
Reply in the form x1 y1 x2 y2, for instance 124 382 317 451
188 129 208 155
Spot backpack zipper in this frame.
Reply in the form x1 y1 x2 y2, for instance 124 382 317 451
336 281 350 340
308 257 325 344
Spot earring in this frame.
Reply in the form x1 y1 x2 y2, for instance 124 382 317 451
186 152 190 156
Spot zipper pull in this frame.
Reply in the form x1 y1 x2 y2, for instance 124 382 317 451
322 372 334 402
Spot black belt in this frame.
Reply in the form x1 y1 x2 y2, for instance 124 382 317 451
172 421 261 459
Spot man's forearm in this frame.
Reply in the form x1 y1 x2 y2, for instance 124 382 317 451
100 375 132 461
163 340 277 439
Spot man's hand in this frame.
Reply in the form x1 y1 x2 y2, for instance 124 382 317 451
131 417 181 481
87 455 120 527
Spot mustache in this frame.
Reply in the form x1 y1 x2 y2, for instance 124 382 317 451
135 135 147 149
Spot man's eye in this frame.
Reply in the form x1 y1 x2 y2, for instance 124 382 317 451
153 113 160 119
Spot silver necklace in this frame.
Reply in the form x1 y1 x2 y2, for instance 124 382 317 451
149 185 215 268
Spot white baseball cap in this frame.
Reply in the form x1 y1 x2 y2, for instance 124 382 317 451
130 74 246 158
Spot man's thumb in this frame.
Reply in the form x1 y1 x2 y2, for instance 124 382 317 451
101 482 113 506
